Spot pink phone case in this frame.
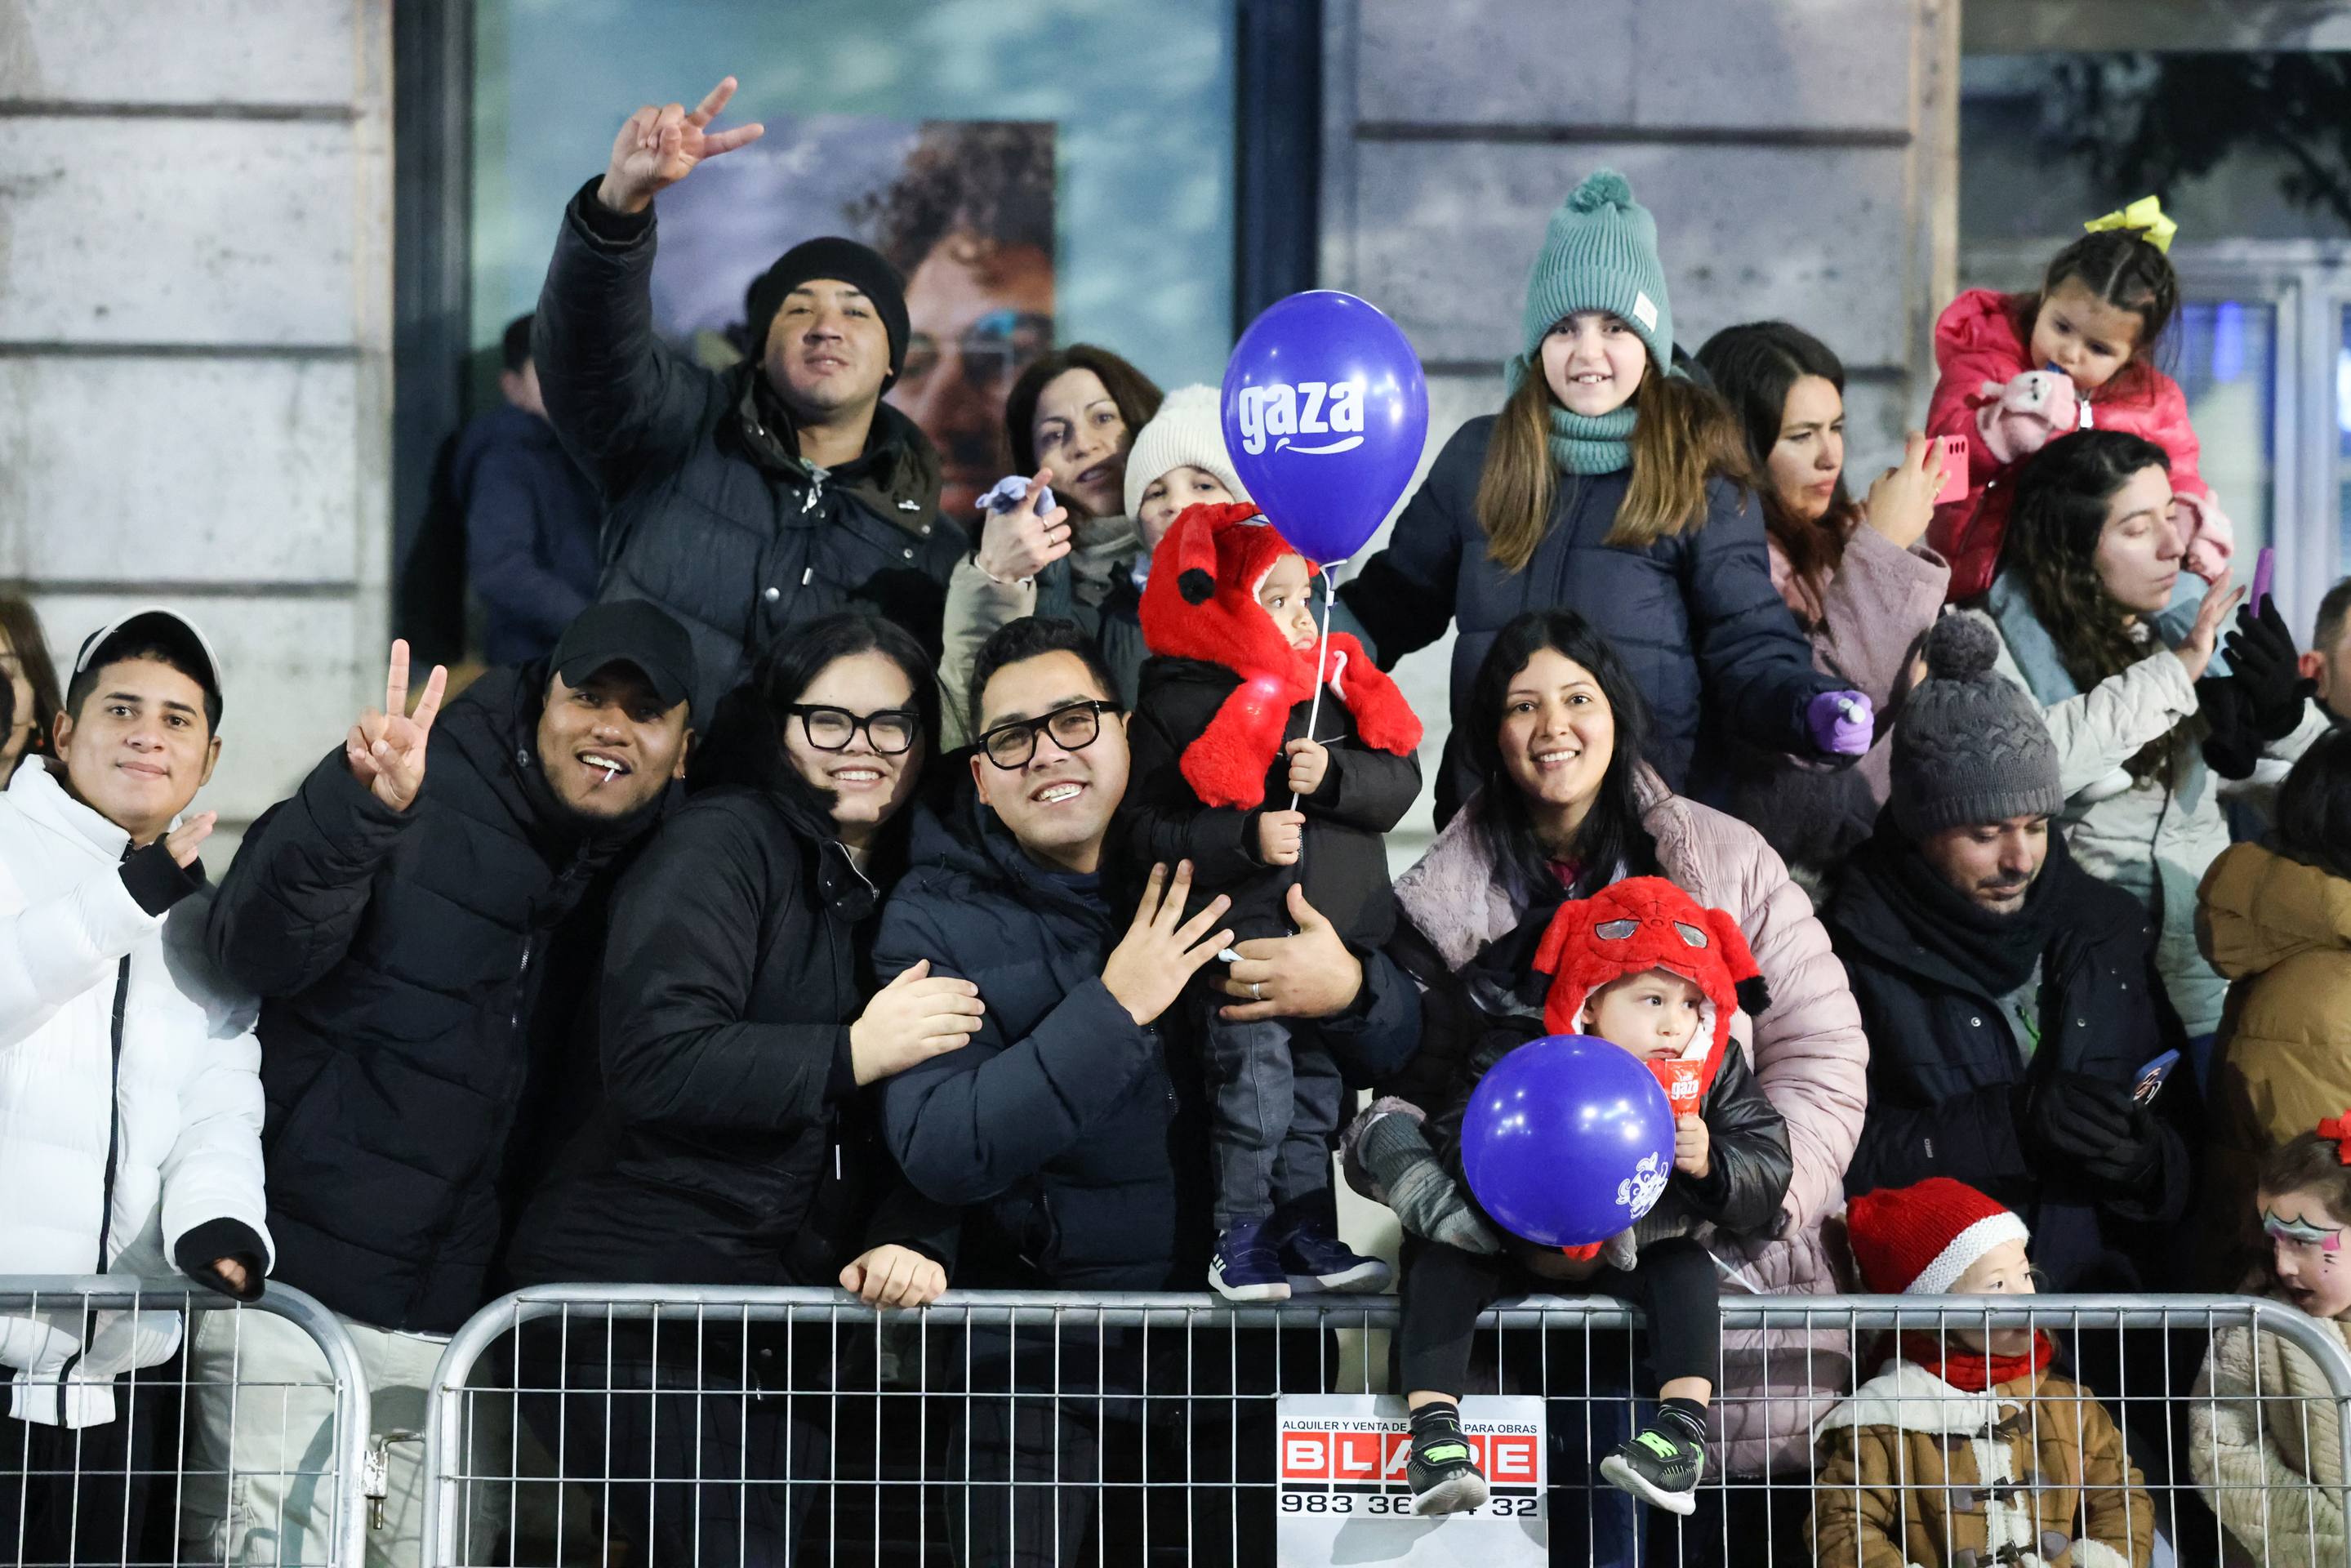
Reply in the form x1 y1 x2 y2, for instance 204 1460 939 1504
1932 434 1969 506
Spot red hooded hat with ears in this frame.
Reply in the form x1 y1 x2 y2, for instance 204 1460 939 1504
1137 501 1422 808
1529 876 1771 1110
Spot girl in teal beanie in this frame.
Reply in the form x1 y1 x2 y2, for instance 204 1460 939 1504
1340 169 1869 818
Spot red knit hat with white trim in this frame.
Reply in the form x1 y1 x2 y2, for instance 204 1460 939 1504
1846 1178 2033 1296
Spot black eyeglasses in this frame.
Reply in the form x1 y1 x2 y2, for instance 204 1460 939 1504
977 700 1120 770
786 705 919 755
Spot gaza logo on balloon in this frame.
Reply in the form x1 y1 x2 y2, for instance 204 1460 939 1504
1233 380 1367 457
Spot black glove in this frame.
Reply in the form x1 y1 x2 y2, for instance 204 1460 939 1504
2224 596 2317 742
2019 1071 2162 1193
2197 675 2262 781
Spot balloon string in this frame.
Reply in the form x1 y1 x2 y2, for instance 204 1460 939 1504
1289 565 1337 815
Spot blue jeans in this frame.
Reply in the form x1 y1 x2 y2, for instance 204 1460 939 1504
1197 1011 1346 1232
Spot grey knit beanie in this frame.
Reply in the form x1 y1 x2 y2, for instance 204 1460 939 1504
1890 612 2064 838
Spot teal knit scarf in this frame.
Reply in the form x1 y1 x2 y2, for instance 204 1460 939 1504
1547 403 1636 475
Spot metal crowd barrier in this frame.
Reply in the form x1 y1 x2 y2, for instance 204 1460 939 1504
0 1276 370 1568
415 1287 2351 1568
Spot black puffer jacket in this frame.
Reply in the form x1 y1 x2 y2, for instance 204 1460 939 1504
873 793 1422 1291
1124 656 1423 946
207 664 663 1333
536 179 965 717
1826 827 2195 1291
1420 907 1793 1244
1337 416 1841 813
503 760 951 1290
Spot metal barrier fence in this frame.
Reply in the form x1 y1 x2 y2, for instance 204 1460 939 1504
418 1287 2351 1568
0 1276 370 1568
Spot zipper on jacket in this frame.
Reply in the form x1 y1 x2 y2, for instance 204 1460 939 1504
96 952 130 1271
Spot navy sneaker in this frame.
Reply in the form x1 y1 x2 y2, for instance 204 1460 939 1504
1209 1218 1290 1302
1276 1213 1392 1294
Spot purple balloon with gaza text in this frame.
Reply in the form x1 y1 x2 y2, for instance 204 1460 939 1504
1220 290 1430 564
1459 1034 1676 1250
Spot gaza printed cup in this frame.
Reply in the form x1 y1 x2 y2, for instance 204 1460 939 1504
1220 290 1430 564
1459 1034 1677 1249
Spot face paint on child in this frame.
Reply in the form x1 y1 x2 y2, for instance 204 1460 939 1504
2260 1190 2351 1320
1256 552 1320 651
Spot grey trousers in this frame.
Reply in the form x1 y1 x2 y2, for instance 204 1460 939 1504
1198 1011 1346 1232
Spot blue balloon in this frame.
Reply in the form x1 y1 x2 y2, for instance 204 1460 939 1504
1220 290 1429 564
1459 1035 1676 1249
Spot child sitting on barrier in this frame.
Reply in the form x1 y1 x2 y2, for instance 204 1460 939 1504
2190 1125 2351 1565
1810 1178 2155 1568
1378 877 1791 1518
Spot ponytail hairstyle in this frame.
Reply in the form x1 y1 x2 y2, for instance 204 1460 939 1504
2006 428 2197 782
1696 321 1860 608
1474 348 1750 573
2011 229 2181 398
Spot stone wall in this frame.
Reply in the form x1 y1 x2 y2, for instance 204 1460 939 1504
0 0 395 865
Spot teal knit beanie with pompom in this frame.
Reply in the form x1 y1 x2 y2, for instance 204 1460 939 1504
1512 169 1675 382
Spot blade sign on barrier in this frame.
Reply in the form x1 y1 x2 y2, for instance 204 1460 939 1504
1275 1394 1547 1564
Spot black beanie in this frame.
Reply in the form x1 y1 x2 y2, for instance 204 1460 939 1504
745 237 911 385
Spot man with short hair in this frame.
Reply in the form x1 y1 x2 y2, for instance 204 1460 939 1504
2303 575 2351 723
459 312 605 664
873 615 1419 1565
537 74 962 715
185 599 697 1566
1827 615 2191 1293
0 608 269 1561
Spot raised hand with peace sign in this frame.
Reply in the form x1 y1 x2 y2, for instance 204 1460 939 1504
346 641 448 813
597 76 767 216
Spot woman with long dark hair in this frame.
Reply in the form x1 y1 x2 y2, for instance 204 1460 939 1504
1349 610 1866 1530
1338 173 1866 818
938 344 1164 742
1697 323 1951 880
0 592 64 785
505 611 975 1566
1973 428 2322 1044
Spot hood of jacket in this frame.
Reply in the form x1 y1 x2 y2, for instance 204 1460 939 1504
2201 840 2351 981
1932 287 2029 381
737 371 942 539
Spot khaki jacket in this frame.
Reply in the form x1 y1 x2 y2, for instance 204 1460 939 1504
1810 1360 2154 1568
2189 1292 2349 1564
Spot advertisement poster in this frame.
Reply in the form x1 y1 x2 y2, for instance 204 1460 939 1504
648 117 1055 522
1275 1394 1547 1565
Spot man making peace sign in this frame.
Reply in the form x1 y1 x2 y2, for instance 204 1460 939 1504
185 600 696 1565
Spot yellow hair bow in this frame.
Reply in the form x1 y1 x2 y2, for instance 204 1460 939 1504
2084 195 2175 254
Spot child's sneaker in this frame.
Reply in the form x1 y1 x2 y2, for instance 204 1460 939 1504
1598 1412 1703 1515
1407 1404 1488 1516
1209 1218 1291 1302
1276 1212 1392 1294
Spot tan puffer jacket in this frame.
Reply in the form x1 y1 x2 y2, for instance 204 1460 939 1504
1389 768 1868 1476
1810 1359 2154 1568
2192 844 2351 1285
2189 1289 2349 1565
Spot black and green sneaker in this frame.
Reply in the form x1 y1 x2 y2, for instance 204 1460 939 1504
1406 1403 1489 1517
1598 1415 1703 1515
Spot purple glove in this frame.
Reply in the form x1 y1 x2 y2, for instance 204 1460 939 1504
1806 690 1874 757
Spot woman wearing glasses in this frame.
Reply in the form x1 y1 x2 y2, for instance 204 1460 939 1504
505 611 973 1566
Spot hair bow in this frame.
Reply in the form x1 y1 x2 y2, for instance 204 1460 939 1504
2319 1111 2351 1165
2084 195 2176 255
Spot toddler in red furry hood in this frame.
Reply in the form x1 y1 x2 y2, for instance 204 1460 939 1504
1124 501 1423 1303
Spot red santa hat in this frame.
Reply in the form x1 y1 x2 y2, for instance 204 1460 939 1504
1529 877 1770 1104
1136 501 1421 808
1846 1178 2033 1296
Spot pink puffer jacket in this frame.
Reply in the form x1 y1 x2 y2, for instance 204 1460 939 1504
1389 768 1869 1476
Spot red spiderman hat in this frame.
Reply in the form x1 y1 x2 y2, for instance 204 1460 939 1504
1136 501 1421 808
1530 876 1772 1107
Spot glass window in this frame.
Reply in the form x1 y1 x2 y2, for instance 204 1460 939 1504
2168 300 2275 560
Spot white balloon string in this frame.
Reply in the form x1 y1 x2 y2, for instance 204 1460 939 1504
1289 564 1338 815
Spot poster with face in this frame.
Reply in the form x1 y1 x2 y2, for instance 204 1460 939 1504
648 118 1056 523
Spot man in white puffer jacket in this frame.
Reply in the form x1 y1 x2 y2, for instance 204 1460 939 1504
0 607 270 1560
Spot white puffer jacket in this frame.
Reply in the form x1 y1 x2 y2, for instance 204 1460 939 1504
0 761 271 1426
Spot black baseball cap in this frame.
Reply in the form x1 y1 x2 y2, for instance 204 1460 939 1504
74 607 225 720
549 600 695 717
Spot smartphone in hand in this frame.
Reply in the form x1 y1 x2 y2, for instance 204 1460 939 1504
2134 1049 2183 1107
1933 434 1970 506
